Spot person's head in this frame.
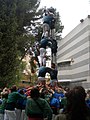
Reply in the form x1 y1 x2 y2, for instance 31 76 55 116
66 86 86 104
18 89 24 95
30 87 40 99
10 85 17 92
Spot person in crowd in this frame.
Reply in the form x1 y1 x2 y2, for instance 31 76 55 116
25 87 53 120
50 87 64 115
32 46 40 68
53 87 65 100
39 86 52 103
49 63 58 87
39 37 52 67
42 8 56 38
47 8 56 39
16 89 27 120
42 9 50 38
59 87 70 114
4 85 26 120
38 66 50 86
49 93 60 115
0 91 8 120
55 86 90 120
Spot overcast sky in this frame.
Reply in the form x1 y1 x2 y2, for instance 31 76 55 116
39 0 90 37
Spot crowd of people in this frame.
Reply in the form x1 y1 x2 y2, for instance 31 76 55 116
0 84 90 120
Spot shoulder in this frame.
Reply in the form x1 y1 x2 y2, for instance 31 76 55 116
39 98 47 103
55 114 66 120
26 98 32 103
38 98 49 106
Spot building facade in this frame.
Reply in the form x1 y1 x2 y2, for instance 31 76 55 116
57 15 90 89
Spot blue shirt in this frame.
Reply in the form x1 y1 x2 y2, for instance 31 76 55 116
38 66 50 77
50 69 58 80
53 92 64 100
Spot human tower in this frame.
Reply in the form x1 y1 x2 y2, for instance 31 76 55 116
37 7 58 86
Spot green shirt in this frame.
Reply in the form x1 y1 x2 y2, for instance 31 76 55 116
0 98 7 114
25 97 53 120
7 91 25 103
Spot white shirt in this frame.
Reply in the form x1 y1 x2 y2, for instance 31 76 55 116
40 48 46 56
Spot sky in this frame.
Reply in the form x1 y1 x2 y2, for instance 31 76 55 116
39 0 90 37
